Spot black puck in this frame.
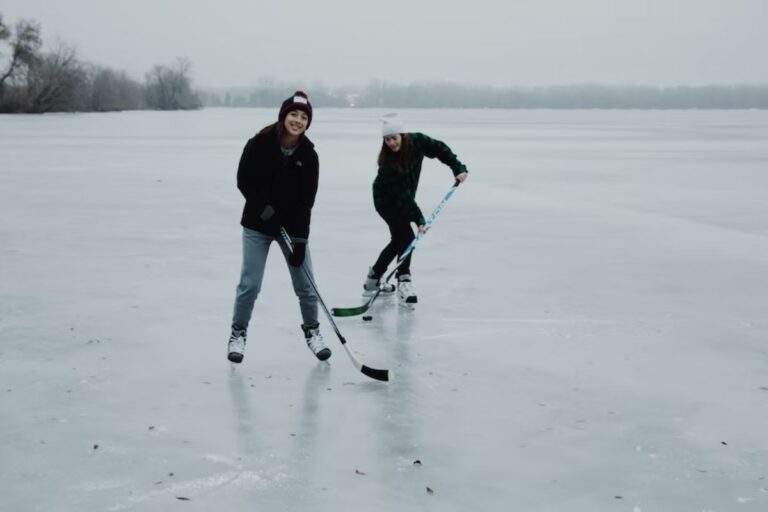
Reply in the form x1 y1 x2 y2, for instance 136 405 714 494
362 315 373 321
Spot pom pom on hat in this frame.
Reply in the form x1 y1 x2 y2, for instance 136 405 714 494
381 112 405 137
279 90 313 128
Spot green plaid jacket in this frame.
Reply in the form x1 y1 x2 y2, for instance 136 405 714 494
372 132 467 225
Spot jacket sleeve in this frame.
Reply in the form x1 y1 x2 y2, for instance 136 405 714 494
413 132 468 176
292 150 319 240
237 136 269 216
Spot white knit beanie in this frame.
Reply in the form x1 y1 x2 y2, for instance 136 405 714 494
381 113 405 137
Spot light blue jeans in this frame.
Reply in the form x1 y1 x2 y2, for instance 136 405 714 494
232 227 319 330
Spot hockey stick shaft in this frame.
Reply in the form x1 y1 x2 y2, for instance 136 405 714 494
382 179 460 285
279 228 391 382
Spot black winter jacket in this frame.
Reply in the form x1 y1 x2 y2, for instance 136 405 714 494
237 127 319 240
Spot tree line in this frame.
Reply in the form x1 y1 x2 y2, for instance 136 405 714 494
203 81 768 109
4 11 767 113
359 81 768 109
0 13 200 113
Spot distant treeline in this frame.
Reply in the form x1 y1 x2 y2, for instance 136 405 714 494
5 12 767 113
202 81 768 110
199 83 348 108
0 13 200 113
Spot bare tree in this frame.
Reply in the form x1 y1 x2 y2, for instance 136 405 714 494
24 43 87 112
2 12 207 113
144 57 201 110
90 66 144 111
0 15 42 107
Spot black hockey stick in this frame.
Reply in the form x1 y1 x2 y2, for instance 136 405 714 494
279 227 391 382
332 180 461 317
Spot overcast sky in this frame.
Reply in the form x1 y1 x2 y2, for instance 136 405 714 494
3 0 767 89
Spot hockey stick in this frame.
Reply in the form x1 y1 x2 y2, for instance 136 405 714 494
279 227 391 382
332 180 461 317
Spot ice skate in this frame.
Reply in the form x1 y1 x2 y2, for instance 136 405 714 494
397 274 417 306
302 324 331 361
228 326 247 363
362 266 396 297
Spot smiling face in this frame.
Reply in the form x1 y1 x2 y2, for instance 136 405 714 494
283 110 309 137
383 133 402 152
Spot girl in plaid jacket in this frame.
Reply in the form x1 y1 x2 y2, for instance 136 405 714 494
363 113 469 305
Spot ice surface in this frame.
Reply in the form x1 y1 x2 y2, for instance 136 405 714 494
1 108 768 511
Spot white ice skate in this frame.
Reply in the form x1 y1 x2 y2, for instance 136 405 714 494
397 274 417 307
228 326 247 363
303 325 331 361
362 267 396 297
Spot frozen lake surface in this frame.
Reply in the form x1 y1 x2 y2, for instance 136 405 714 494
1 108 768 511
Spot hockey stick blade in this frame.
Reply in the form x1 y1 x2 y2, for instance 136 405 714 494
362 364 391 382
340 343 391 381
332 304 369 317
331 290 380 317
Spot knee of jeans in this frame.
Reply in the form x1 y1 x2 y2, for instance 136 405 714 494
238 275 260 294
294 285 316 299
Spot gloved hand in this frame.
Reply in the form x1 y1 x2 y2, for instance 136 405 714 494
260 205 275 221
288 242 306 267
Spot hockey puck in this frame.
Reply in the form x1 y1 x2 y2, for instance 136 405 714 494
362 315 373 321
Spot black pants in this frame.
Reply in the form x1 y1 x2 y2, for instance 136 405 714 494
372 206 415 279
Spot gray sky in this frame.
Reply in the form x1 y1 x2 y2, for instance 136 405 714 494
3 0 767 88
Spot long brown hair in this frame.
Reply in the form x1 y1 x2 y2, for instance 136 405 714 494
377 134 411 172
258 121 282 138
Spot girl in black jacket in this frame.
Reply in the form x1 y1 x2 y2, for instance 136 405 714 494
228 91 330 364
